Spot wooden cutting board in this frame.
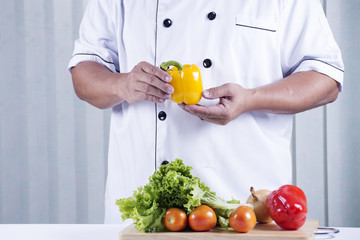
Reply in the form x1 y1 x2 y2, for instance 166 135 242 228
119 219 319 240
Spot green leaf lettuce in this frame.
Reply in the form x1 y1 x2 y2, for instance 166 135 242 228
116 158 243 232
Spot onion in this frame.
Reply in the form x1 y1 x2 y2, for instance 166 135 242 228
246 187 272 223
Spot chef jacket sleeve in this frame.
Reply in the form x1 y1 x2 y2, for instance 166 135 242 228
68 0 119 73
280 0 344 90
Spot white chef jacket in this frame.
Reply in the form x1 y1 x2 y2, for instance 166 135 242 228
68 0 344 224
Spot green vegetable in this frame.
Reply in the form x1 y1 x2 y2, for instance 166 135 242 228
116 158 244 232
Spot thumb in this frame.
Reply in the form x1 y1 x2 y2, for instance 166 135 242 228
203 84 231 99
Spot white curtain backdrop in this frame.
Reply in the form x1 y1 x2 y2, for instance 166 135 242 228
0 0 359 226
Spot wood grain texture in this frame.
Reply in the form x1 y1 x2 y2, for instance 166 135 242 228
119 219 319 240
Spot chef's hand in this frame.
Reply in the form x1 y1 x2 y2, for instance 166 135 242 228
122 61 174 104
180 83 253 125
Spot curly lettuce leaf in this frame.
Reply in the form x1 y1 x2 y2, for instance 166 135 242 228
116 185 166 232
116 158 243 232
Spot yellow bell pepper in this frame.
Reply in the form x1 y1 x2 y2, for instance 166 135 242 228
160 60 203 105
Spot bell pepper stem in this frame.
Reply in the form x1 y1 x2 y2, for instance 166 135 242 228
160 60 184 71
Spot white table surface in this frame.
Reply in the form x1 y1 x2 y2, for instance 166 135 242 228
0 224 358 240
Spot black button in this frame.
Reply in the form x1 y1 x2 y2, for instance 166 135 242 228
203 59 212 68
207 12 216 20
163 18 172 28
161 160 169 165
158 111 167 121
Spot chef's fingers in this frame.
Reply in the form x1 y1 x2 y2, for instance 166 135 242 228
135 82 172 101
139 61 172 83
199 117 224 125
128 62 174 100
137 72 174 96
137 91 167 103
181 104 227 120
203 84 233 100
179 102 234 126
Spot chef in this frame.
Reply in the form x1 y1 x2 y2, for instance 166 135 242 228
68 0 344 223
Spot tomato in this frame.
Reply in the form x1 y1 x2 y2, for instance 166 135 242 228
229 205 257 233
266 185 308 230
188 205 217 231
163 208 187 232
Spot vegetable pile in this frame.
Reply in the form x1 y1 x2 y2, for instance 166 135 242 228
116 158 309 233
116 158 243 232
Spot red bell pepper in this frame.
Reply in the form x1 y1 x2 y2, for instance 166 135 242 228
266 185 308 230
